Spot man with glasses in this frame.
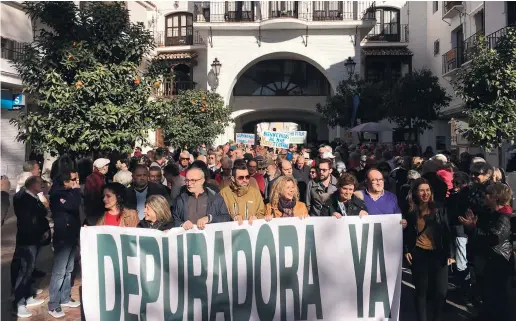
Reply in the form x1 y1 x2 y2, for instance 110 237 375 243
354 169 400 215
220 159 264 224
48 170 82 318
172 167 231 230
264 159 281 203
207 152 217 173
307 159 338 216
177 151 191 177
293 155 311 202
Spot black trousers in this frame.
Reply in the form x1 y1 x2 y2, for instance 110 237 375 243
411 247 449 321
481 253 511 321
11 245 40 307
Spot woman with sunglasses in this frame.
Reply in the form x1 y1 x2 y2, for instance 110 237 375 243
265 176 308 220
403 178 454 321
309 166 317 181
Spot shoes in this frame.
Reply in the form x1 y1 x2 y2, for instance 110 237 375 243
61 299 81 308
13 305 33 318
26 297 45 307
48 307 65 318
32 269 46 278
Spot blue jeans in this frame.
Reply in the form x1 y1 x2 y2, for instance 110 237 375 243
11 245 39 307
455 237 468 272
48 240 77 311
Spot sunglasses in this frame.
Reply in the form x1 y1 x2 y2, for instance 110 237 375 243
237 175 250 181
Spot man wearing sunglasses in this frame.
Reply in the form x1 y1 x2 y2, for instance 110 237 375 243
220 159 265 225
177 151 191 177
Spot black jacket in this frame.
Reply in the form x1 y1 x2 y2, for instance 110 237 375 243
49 187 82 243
403 205 454 265
13 190 50 246
474 210 513 261
172 187 232 227
137 219 175 231
446 187 470 237
325 192 367 217
126 182 171 210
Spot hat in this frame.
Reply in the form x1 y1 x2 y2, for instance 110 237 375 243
93 158 110 169
322 152 335 159
229 145 237 151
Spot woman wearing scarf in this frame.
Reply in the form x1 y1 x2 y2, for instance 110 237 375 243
137 195 174 231
265 176 308 220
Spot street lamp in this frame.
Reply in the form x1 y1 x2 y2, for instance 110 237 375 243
210 58 221 91
344 56 356 79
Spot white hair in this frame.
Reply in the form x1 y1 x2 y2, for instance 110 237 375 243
113 170 133 187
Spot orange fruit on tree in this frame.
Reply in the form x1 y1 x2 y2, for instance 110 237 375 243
201 108 206 112
134 77 141 85
154 81 161 87
75 81 83 88
68 55 73 60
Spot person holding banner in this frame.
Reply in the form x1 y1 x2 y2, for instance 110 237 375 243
265 176 309 220
95 182 139 227
172 167 231 230
403 178 454 321
219 160 265 225
137 195 174 231
325 173 368 218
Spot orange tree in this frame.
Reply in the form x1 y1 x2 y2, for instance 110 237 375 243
158 89 232 149
10 2 166 156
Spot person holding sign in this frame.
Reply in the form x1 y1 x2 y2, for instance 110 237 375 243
403 178 454 321
220 160 265 225
265 176 308 220
172 168 232 230
325 173 368 218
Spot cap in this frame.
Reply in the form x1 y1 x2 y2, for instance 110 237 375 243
322 152 336 159
93 158 110 169
229 145 237 151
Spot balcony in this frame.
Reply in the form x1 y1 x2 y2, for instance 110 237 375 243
153 80 196 98
442 1 463 19
463 29 483 63
486 25 515 50
1 38 26 61
364 23 408 43
155 30 204 47
442 45 464 76
193 1 376 23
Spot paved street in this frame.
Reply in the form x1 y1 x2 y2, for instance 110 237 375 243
1 199 514 321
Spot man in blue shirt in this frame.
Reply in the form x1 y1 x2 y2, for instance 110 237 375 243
355 168 401 215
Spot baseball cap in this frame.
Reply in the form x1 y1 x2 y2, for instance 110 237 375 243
93 158 110 169
322 152 336 159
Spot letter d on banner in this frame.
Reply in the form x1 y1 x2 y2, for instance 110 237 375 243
97 234 122 319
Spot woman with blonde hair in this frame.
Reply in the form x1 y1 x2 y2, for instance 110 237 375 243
265 176 308 220
137 195 174 231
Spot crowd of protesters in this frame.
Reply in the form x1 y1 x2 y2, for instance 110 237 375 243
3 139 516 321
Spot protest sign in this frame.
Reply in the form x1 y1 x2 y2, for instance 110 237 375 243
235 133 256 145
287 131 307 144
81 215 402 321
260 131 290 149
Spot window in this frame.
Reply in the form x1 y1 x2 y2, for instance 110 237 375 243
1 37 25 61
225 1 254 21
434 39 440 56
165 12 193 46
433 1 438 13
508 1 516 26
369 7 400 42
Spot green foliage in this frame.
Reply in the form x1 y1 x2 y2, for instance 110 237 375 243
316 75 388 128
317 69 450 134
385 68 451 134
453 28 516 150
10 1 161 156
158 90 232 149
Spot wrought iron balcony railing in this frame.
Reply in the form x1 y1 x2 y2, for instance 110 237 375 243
1 38 26 61
365 23 408 42
463 29 483 62
193 1 376 23
442 45 464 75
154 81 196 98
443 1 462 16
155 30 204 47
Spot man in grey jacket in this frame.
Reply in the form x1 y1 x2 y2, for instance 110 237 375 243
306 158 338 216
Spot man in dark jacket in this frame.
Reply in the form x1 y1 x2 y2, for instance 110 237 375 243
83 158 109 223
292 155 310 202
172 167 231 229
126 164 171 220
48 170 82 318
11 176 49 317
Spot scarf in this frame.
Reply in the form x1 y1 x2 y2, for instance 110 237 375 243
147 220 166 230
229 179 249 197
278 198 296 217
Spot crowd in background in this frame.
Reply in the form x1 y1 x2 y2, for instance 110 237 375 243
3 139 516 321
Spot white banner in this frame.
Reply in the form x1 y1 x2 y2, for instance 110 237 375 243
81 215 403 321
261 131 290 149
287 131 307 144
235 133 256 145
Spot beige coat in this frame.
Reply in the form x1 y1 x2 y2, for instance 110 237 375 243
96 209 139 227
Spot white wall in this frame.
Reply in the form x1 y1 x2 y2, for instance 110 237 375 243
1 109 26 184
